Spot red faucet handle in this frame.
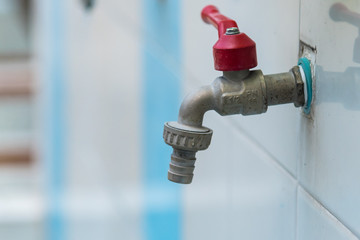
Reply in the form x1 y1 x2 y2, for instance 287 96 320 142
201 5 257 71
201 5 238 37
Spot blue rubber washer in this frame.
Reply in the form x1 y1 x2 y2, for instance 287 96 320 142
298 58 313 114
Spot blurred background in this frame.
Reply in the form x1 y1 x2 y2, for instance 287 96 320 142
0 0 360 240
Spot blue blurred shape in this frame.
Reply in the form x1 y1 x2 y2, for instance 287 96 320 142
142 0 182 240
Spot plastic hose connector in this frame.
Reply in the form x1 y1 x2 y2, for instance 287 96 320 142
298 58 313 114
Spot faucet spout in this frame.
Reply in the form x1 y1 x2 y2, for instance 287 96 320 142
178 85 215 127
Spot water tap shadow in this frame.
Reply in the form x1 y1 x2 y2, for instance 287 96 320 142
316 66 360 110
330 3 360 63
315 3 360 110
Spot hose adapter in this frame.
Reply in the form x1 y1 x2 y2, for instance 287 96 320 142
163 122 213 184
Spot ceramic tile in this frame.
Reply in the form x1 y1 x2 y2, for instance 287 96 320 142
299 0 360 236
183 114 297 240
297 187 358 240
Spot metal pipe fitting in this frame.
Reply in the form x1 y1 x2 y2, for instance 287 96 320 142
265 66 305 107
163 122 212 184
163 66 305 184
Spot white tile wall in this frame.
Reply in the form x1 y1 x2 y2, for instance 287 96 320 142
297 187 358 240
299 0 360 237
184 113 297 240
183 0 360 239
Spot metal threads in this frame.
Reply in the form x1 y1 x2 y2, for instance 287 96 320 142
225 27 240 35
168 149 196 184
263 66 305 107
163 122 213 152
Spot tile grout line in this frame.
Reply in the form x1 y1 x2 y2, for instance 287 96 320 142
298 185 360 239
225 116 360 239
299 184 360 239
225 117 300 239
295 184 299 240
227 117 297 181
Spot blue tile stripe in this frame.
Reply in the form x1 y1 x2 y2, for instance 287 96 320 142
142 1 182 240
46 1 66 240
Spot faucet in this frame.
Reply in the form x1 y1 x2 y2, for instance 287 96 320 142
163 5 312 184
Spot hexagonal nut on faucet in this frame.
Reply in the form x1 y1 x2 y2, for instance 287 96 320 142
163 121 213 184
290 66 305 107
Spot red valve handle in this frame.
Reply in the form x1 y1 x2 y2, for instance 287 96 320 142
201 5 238 37
201 5 257 71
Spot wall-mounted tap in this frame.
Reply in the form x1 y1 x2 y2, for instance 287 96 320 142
163 5 312 184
